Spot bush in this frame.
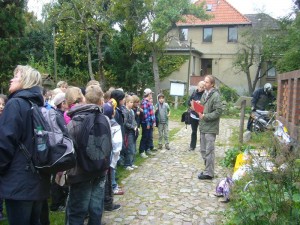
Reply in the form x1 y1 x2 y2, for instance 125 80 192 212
224 138 300 225
220 85 239 103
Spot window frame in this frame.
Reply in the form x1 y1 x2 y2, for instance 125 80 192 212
228 26 238 43
179 28 188 41
203 27 213 42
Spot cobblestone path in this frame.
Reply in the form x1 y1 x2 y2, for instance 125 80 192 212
102 118 239 225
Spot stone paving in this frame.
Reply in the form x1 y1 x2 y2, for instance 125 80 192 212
102 118 240 225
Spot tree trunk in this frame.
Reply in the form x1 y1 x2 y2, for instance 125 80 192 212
152 48 160 103
85 33 95 80
246 68 253 95
97 32 105 88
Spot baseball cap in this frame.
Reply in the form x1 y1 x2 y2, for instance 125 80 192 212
53 93 66 106
144 88 153 95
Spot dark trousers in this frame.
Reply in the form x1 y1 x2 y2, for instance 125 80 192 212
50 182 68 211
5 199 43 225
40 200 50 225
139 123 153 153
190 117 199 149
104 167 113 210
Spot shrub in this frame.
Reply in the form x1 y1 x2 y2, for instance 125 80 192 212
219 84 239 103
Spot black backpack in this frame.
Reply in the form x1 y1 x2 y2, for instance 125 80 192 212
70 106 112 173
19 100 76 174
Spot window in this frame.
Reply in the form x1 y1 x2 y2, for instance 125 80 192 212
228 26 238 42
179 28 188 41
267 63 276 77
201 59 212 76
203 27 212 42
192 56 196 75
206 4 212 11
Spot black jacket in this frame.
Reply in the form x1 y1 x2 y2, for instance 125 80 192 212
188 89 205 118
0 86 50 200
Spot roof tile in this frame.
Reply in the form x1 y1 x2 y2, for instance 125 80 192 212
177 0 251 26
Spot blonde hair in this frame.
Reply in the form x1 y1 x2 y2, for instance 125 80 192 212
65 87 84 106
14 65 42 89
57 81 68 88
86 80 100 88
132 95 140 103
85 85 104 105
125 95 134 104
205 75 215 87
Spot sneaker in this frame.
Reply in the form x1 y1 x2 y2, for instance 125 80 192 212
151 147 158 152
131 165 138 168
140 152 148 158
113 188 124 195
189 147 195 151
105 204 121 212
146 150 156 155
165 144 170 150
125 166 134 171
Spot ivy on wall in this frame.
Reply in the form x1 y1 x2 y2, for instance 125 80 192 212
158 55 189 80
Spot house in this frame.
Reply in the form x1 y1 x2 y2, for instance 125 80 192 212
162 0 279 95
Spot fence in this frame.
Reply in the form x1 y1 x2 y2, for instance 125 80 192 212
277 70 300 142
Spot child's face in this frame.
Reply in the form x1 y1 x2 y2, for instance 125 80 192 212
119 98 125 106
0 98 5 115
133 102 140 108
127 100 134 109
158 97 164 104
60 85 68 93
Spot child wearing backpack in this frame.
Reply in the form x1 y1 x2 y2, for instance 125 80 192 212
155 93 171 150
124 95 138 170
66 85 110 225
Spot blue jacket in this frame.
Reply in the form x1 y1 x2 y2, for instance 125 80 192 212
0 86 50 200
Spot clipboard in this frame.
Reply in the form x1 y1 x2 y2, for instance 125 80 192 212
193 101 204 114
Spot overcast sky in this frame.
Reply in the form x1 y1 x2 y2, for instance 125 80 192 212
28 0 295 20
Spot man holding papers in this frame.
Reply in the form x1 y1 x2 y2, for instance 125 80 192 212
197 75 223 180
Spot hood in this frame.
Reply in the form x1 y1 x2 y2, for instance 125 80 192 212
9 86 44 106
67 104 103 118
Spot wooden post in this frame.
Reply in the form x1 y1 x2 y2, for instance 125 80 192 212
239 100 246 145
174 96 178 109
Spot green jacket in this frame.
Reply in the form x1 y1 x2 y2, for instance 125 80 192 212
199 88 223 134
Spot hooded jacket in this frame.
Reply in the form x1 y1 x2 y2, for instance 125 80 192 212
0 86 50 200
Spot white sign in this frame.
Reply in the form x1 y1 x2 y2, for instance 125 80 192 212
170 82 185 96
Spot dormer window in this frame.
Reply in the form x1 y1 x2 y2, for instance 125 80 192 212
206 4 212 11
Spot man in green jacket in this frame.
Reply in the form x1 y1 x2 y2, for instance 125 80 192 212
197 75 223 180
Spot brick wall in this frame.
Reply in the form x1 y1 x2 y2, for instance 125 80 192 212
277 70 300 141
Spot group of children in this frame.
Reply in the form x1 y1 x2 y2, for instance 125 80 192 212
42 81 171 222
0 75 171 223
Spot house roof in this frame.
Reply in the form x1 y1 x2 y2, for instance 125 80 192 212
244 13 280 30
177 0 251 26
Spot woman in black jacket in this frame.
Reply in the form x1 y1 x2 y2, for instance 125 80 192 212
187 81 205 151
0 65 50 225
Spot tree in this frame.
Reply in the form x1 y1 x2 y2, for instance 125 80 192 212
233 14 279 95
48 0 114 85
113 0 208 96
0 0 27 92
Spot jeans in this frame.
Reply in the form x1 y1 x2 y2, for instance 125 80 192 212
111 167 117 190
200 133 216 177
190 117 199 149
66 176 106 225
104 168 113 210
5 199 44 225
158 123 169 145
139 123 153 153
124 132 136 166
